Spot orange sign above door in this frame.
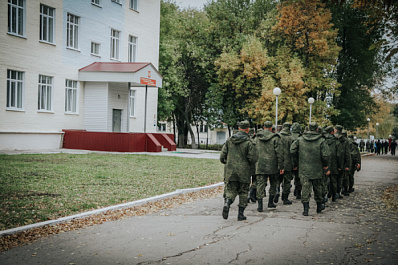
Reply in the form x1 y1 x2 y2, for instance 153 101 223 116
140 77 156 86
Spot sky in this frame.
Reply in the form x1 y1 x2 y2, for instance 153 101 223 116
176 0 209 9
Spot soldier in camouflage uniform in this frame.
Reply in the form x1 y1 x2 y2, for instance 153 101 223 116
334 125 351 199
291 122 302 199
346 135 361 194
255 121 284 211
220 121 258 221
278 122 294 205
248 128 258 203
324 126 342 202
341 129 351 196
290 122 330 216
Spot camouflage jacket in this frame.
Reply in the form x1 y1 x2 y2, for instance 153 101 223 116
279 128 294 171
290 131 330 180
324 133 342 174
255 129 283 175
220 131 258 183
335 133 351 170
349 139 361 166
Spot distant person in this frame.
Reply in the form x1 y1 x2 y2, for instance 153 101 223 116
359 139 365 152
384 140 389 155
376 140 381 155
390 140 397 156
220 121 258 221
291 122 330 216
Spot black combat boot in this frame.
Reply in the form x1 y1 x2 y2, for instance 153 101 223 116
268 196 276 208
343 188 350 196
302 202 309 216
274 188 280 203
296 190 301 200
238 207 247 221
257 199 263 212
282 193 292 205
332 193 337 202
349 187 354 193
316 201 325 213
222 198 232 220
248 187 257 203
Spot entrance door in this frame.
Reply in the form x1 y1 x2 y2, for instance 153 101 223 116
216 131 226 144
112 109 122 132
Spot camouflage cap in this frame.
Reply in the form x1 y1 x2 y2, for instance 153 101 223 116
309 122 318 131
283 122 291 129
264 121 273 128
239 120 250 129
325 126 334 133
292 122 301 133
335 125 343 132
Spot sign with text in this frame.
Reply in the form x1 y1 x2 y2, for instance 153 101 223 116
140 77 156 86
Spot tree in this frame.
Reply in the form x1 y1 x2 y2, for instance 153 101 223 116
327 1 384 130
159 1 211 148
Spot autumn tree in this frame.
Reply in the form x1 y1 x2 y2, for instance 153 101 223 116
272 0 341 125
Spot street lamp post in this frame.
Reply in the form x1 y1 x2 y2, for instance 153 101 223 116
367 118 370 139
273 87 281 132
376 123 379 139
308 97 315 124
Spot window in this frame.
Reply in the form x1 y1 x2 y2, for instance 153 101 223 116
67 13 79 49
91 0 100 6
8 0 25 36
65 80 77 113
129 90 135 116
91 42 100 56
112 0 121 4
130 0 139 11
40 4 55 43
128 35 137 62
200 125 208 133
110 29 120 60
6 70 24 110
38 75 53 111
158 123 166 132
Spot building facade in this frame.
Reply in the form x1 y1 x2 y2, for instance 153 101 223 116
1 0 162 150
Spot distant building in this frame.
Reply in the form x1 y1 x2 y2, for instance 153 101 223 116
1 0 163 151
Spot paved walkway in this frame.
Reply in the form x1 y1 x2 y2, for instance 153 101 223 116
0 152 397 264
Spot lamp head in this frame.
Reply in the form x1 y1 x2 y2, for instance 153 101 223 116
273 87 281 96
367 118 370 122
308 97 314 104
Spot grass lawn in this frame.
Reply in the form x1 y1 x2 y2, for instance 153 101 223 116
0 153 224 231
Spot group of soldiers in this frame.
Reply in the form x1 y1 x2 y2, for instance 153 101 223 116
220 120 361 221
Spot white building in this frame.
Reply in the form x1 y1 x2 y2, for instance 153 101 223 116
158 121 229 145
0 0 162 151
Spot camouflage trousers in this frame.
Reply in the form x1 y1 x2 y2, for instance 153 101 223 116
225 181 250 208
349 169 355 189
336 170 347 193
300 178 323 203
322 171 330 197
282 171 293 195
329 174 339 195
256 174 277 199
293 170 301 192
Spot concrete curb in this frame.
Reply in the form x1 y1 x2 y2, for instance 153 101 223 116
0 182 224 237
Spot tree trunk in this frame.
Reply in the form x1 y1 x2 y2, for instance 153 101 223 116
185 111 198 149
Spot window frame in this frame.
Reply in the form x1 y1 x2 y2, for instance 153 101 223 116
40 4 55 44
112 0 122 5
129 89 136 117
110 29 120 60
91 0 101 7
130 0 139 11
66 13 79 50
91 41 101 56
128 35 137 62
65 79 78 114
38 75 53 112
6 69 24 111
8 0 26 37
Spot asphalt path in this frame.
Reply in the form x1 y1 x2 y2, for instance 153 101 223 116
0 152 397 265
